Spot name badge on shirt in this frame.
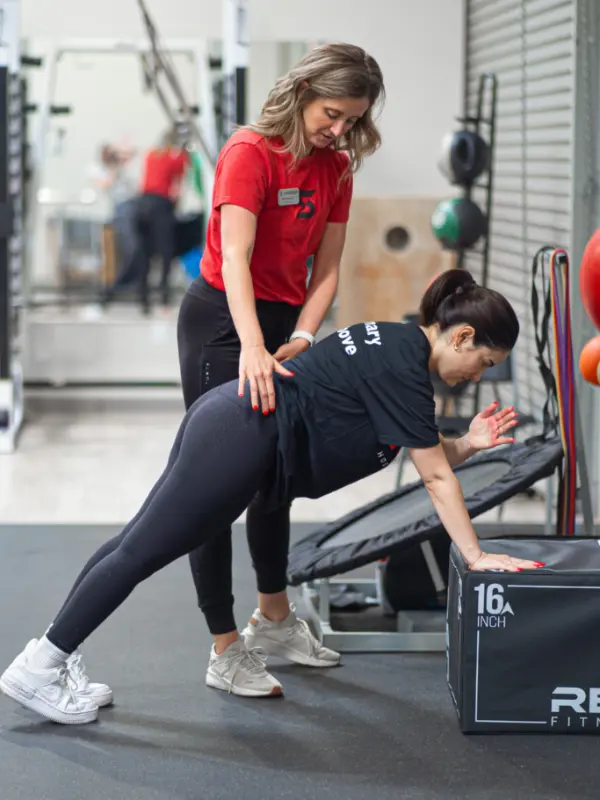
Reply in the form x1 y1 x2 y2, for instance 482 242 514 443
278 188 300 206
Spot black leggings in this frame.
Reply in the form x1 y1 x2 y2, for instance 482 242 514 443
48 385 279 655
136 193 177 309
177 281 299 634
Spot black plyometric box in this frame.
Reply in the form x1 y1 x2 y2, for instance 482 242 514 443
447 537 600 734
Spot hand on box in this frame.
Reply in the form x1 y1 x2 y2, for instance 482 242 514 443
468 552 545 572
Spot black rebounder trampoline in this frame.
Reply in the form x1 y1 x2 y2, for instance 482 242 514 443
288 436 564 653
287 436 564 586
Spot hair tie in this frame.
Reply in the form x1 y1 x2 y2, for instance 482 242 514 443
455 280 477 296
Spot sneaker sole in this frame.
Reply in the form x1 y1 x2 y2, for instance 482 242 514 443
247 639 340 668
88 689 113 708
0 674 98 725
205 672 283 698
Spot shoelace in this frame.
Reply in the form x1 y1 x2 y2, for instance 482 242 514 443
225 647 269 693
56 665 85 708
67 652 90 690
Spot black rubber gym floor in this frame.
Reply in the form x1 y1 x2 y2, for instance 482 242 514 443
0 523 597 800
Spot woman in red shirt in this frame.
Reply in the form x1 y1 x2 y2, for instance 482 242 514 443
136 128 189 313
177 43 385 696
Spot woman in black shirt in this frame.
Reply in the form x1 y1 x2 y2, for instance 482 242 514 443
1 269 543 725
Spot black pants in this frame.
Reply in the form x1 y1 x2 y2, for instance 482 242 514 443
48 385 280 655
177 280 300 634
136 193 177 310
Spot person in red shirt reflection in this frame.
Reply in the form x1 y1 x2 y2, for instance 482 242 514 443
136 127 189 313
175 43 386 696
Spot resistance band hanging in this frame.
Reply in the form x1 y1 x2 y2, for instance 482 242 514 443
531 246 560 438
531 245 586 537
549 250 577 537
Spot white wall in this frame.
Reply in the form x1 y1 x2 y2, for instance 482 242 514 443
248 42 311 124
248 0 465 197
21 0 223 39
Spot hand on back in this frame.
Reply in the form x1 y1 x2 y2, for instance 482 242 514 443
239 345 295 414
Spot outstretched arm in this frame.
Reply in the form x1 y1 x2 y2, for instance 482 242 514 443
409 443 540 572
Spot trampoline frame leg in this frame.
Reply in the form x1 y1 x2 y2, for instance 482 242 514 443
299 578 446 654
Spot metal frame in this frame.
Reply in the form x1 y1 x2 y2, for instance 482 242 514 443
136 0 218 170
0 1 23 454
570 0 600 518
26 33 218 298
300 577 446 653
221 0 248 140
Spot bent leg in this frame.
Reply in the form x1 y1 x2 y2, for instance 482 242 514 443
243 493 341 668
246 492 291 595
185 345 240 634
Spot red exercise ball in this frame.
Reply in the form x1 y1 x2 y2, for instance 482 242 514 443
580 228 600 330
579 335 600 386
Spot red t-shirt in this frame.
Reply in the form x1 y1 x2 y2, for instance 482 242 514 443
141 148 188 199
201 129 353 306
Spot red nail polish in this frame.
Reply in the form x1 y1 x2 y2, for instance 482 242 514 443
238 393 243 398
535 562 545 567
289 371 295 376
270 407 275 412
253 405 258 411
263 410 269 416
517 568 524 571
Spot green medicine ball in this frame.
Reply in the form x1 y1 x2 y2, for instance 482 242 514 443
431 197 487 250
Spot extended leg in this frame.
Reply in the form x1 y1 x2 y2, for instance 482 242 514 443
1 388 278 723
50 395 274 653
51 405 191 619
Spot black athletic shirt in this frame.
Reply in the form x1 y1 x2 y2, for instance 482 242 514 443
272 321 440 501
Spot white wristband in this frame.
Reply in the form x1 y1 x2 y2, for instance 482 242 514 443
290 330 316 347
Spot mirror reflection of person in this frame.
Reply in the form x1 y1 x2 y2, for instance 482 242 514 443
92 143 142 292
135 127 189 314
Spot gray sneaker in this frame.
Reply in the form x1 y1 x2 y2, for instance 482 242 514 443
205 639 283 697
242 604 341 667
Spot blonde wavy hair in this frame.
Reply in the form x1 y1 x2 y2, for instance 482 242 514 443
245 42 385 174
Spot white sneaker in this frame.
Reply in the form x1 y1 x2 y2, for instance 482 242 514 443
0 640 98 725
206 639 283 697
242 604 341 668
67 651 113 708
